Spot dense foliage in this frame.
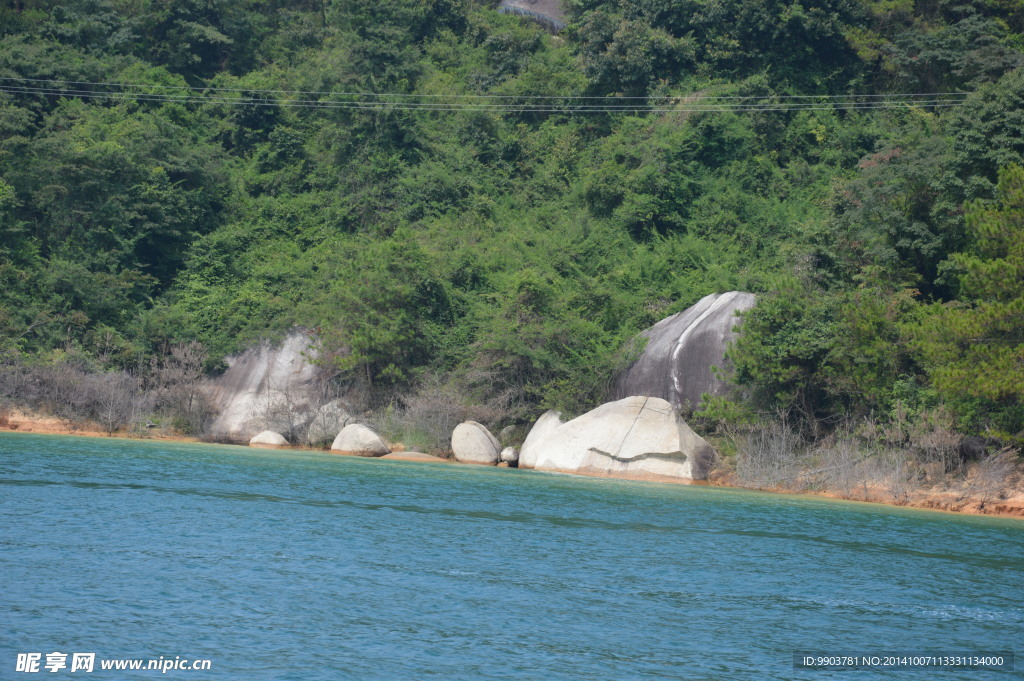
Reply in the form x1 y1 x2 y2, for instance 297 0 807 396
0 0 1021 439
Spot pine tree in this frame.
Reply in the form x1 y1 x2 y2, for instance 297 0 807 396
915 165 1024 439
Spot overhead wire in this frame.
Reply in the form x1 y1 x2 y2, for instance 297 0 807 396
0 75 970 100
0 84 971 108
0 78 975 114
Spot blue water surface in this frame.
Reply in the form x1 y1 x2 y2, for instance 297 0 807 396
1 432 1022 680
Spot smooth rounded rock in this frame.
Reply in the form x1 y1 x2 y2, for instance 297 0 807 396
519 396 713 481
249 430 288 448
331 424 390 456
500 446 519 466
451 421 501 465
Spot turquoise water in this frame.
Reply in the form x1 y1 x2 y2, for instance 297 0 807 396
1 432 1022 680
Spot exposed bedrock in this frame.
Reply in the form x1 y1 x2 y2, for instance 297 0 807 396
205 330 323 443
518 396 714 481
497 0 566 30
613 292 756 411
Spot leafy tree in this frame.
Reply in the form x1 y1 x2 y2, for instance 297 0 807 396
727 277 837 423
946 67 1024 203
573 10 695 95
139 0 265 80
312 235 452 386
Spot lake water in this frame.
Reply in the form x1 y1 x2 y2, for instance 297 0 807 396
2 433 1022 680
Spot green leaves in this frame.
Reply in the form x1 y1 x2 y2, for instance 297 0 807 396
0 0 1021 439
313 235 450 385
913 165 1024 439
574 10 696 95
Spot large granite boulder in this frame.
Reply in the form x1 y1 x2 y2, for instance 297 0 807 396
451 421 501 465
614 292 756 411
518 396 713 481
331 424 390 457
249 430 288 448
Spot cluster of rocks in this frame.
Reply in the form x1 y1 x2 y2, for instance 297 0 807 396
447 396 713 481
236 292 753 482
249 395 713 482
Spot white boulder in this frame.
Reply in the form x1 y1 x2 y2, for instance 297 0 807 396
451 421 501 465
331 424 390 457
519 396 713 481
500 447 519 466
249 430 288 448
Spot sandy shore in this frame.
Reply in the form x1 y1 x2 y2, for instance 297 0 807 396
0 409 202 442
702 470 1024 519
3 410 1022 519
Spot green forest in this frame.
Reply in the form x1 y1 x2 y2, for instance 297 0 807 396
0 0 1022 445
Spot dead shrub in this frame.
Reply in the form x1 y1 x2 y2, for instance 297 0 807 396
956 448 1020 506
909 407 962 474
363 375 516 455
813 433 863 497
733 419 805 490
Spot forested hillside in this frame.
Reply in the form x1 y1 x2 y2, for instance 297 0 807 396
0 0 1021 444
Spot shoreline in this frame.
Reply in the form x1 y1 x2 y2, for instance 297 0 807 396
3 413 1023 520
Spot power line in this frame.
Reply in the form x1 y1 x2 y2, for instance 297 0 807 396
0 81 974 114
0 88 970 112
0 82 971 107
0 75 971 101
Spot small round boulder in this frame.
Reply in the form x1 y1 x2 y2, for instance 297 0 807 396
250 430 288 448
331 424 390 457
500 446 519 467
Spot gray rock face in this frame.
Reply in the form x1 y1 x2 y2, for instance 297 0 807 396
614 292 756 411
451 421 501 465
249 430 288 447
306 399 352 447
519 396 714 481
498 424 527 447
331 424 390 456
498 0 566 30
205 330 321 443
